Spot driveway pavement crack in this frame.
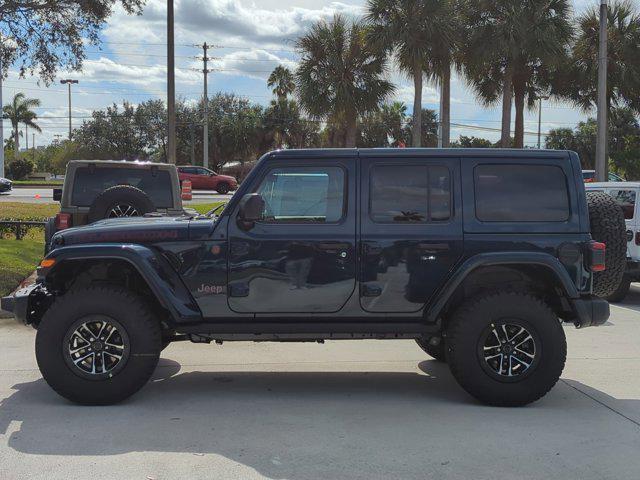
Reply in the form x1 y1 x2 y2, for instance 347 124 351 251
560 379 640 429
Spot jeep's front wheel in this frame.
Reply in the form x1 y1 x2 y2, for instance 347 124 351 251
446 292 566 407
36 286 162 405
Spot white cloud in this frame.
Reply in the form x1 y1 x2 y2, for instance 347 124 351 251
214 50 297 80
2 0 597 148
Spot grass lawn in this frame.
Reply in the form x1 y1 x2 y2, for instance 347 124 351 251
0 201 226 298
190 201 226 215
12 180 63 187
0 233 44 296
0 202 59 221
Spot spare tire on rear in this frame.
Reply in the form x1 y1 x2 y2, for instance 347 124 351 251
88 185 155 223
586 191 627 298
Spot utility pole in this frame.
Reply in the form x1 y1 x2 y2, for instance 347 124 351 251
0 48 4 178
595 0 608 182
190 123 195 165
537 96 549 149
60 79 78 140
201 42 211 168
167 0 176 164
32 132 35 160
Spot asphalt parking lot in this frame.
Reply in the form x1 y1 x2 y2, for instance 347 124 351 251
1 291 639 479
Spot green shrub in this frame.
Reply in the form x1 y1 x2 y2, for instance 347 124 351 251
8 158 35 180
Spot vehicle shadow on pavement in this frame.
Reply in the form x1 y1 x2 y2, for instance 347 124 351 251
611 284 640 313
1 359 639 479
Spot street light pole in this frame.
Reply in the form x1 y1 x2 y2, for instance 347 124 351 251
167 0 176 164
0 50 4 178
202 42 210 169
595 0 608 182
60 79 78 140
537 96 549 149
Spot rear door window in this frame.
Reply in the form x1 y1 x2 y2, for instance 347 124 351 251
370 165 451 223
611 189 636 219
71 167 173 208
474 164 570 222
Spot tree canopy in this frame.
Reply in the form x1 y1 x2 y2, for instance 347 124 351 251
0 0 145 81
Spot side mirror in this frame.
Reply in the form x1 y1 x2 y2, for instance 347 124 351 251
53 188 62 202
237 193 265 230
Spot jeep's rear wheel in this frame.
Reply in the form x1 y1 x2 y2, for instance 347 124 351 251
446 292 566 407
586 191 627 298
36 286 161 405
415 337 446 362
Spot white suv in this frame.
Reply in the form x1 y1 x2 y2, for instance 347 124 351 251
585 182 638 301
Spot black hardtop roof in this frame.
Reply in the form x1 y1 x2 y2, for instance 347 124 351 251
267 148 573 159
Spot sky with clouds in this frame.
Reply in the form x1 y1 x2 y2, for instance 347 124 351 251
2 0 599 150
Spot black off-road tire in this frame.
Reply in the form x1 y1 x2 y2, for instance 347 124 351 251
88 185 155 223
446 292 566 407
606 274 631 303
586 191 626 298
36 286 162 405
415 337 446 362
216 182 230 195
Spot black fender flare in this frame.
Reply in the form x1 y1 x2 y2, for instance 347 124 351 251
425 252 579 322
44 243 202 325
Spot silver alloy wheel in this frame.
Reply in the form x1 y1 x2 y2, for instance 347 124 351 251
482 323 537 378
108 204 139 218
65 317 129 377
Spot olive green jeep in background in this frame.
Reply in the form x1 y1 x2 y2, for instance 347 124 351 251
45 160 186 251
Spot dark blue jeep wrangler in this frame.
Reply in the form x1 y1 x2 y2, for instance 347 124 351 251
1 149 625 406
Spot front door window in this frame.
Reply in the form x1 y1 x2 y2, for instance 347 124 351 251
256 167 345 223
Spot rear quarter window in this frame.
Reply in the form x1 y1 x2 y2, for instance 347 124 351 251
71 167 174 208
610 189 636 220
474 164 570 222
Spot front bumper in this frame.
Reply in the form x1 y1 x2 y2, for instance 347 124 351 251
1 283 42 324
572 295 610 328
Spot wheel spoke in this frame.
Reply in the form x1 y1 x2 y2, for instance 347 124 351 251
491 328 502 344
104 350 123 361
73 351 94 365
67 319 127 376
515 346 535 359
483 323 536 378
509 326 525 343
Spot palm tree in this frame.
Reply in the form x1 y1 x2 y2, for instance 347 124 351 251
2 93 42 159
296 14 394 147
366 0 456 147
460 0 573 148
558 1 640 116
267 66 296 102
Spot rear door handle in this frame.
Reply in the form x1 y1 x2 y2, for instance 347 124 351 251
318 242 351 250
418 243 450 253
